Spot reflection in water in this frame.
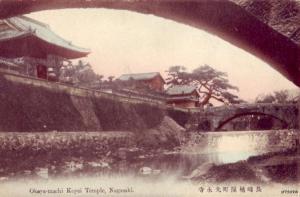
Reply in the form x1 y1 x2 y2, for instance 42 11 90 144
0 130 296 183
208 152 256 164
216 135 256 152
181 130 296 165
111 132 275 178
213 134 263 164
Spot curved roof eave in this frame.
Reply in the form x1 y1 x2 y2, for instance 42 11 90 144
31 33 91 58
6 16 91 58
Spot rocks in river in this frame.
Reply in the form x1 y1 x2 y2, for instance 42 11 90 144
183 162 214 179
128 147 140 152
23 170 32 176
35 167 48 179
117 148 127 160
139 167 152 175
87 161 110 169
253 167 271 182
152 169 161 175
64 161 83 173
139 167 161 176
138 155 146 159
189 161 260 182
114 147 141 160
138 152 154 159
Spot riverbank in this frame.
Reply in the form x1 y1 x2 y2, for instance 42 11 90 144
188 147 299 183
181 130 299 183
0 116 185 181
0 128 298 184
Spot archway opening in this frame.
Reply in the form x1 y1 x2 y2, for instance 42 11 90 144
0 1 299 86
215 112 289 131
15 8 297 102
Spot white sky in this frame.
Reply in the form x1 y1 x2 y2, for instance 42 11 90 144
26 9 298 101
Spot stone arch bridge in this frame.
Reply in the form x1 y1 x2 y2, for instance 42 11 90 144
0 0 300 86
184 103 299 131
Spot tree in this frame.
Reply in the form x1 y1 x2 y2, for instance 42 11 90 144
166 64 242 106
108 76 115 82
165 65 188 85
255 93 276 103
255 89 297 103
274 90 290 103
59 60 102 87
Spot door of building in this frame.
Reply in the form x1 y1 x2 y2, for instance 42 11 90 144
36 64 47 79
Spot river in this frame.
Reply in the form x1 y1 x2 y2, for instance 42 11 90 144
44 129 297 180
126 129 298 178
0 129 299 196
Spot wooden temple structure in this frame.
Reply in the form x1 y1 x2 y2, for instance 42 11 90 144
0 16 90 80
165 85 200 108
118 72 165 92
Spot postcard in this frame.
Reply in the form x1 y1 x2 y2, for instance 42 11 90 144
0 0 299 196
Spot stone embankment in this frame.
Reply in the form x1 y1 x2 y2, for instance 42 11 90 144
0 72 166 132
187 147 300 183
0 71 188 180
181 129 300 183
0 115 185 180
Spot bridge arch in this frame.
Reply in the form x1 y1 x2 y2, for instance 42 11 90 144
0 0 300 86
215 111 289 131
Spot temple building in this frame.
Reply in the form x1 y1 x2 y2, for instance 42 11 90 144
118 72 165 92
0 16 90 80
166 85 200 108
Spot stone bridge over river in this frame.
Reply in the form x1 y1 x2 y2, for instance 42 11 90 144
182 103 299 131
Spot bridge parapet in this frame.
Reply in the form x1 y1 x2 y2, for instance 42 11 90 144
173 103 299 131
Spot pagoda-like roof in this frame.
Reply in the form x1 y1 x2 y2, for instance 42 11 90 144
118 72 165 82
0 16 90 59
166 85 198 96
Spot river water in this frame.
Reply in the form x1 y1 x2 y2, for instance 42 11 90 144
0 129 298 180
68 129 294 183
129 129 298 178
0 130 298 196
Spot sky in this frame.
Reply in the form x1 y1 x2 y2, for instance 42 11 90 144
26 9 298 102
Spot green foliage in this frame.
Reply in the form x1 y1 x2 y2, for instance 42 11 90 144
165 65 188 85
166 64 241 106
255 90 297 103
60 60 103 87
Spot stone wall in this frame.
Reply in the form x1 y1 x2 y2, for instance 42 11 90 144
0 74 86 132
2 71 296 134
0 72 165 132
